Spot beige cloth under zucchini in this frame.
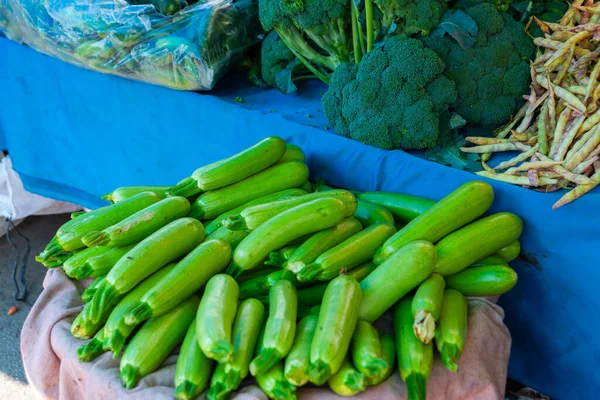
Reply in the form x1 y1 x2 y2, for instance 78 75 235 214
21 269 510 400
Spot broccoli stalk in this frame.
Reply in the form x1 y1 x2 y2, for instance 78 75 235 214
258 0 352 83
261 31 316 93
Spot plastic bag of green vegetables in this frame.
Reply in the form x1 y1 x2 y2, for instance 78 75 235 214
0 0 262 91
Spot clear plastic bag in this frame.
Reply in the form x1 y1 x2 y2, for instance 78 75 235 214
0 0 262 90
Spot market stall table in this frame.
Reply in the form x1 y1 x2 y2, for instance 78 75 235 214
1 37 599 399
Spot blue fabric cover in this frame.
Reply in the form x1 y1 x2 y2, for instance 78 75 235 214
1 37 599 399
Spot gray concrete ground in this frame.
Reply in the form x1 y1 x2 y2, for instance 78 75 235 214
0 214 70 399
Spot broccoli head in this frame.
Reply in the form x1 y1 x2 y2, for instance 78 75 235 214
259 0 351 83
422 2 534 128
372 0 448 39
322 36 457 150
261 30 313 93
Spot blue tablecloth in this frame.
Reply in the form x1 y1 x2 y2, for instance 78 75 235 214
1 37 598 399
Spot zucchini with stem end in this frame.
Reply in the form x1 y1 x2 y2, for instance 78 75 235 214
196 275 239 363
412 273 445 344
435 289 468 372
394 296 433 400
366 333 396 386
120 295 199 389
175 318 215 400
357 192 436 223
82 196 190 247
71 244 136 280
296 223 395 282
102 186 170 203
353 199 395 227
204 188 307 235
63 247 112 279
308 275 362 385
37 192 162 262
351 321 388 382
359 240 437 323
250 280 297 376
189 161 309 220
124 240 231 327
169 137 287 197
87 218 205 324
374 181 494 265
223 189 357 231
284 314 318 387
434 212 523 276
102 263 178 357
328 357 367 397
446 265 518 296
228 197 350 277
284 218 363 274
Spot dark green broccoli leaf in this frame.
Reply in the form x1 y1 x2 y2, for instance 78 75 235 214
430 10 479 49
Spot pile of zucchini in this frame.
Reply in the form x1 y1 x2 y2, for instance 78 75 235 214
37 136 522 399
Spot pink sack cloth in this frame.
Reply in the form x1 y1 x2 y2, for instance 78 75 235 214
21 269 511 400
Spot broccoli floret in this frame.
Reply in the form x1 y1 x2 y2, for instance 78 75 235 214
422 2 534 128
260 31 314 93
371 0 447 39
259 0 351 83
322 36 456 150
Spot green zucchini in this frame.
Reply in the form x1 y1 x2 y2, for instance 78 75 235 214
237 266 280 284
81 275 105 303
309 275 362 385
63 246 111 279
255 361 297 400
411 273 445 344
189 161 309 220
394 296 433 400
206 226 250 250
265 269 310 290
102 186 170 203
204 188 307 235
296 262 376 307
229 197 350 277
238 271 271 300
296 223 396 282
82 196 190 247
71 211 87 219
435 289 468 372
87 218 205 324
175 318 215 400
374 181 494 265
120 295 199 389
207 364 228 400
359 240 437 323
169 137 287 197
250 280 297 376
71 244 136 280
351 321 388 382
72 294 121 340
284 314 318 387
434 212 523 276
196 274 239 363
37 192 162 261
266 244 300 267
446 265 518 296
284 218 363 274
102 263 178 357
353 199 395 227
471 255 508 267
219 299 266 396
367 333 396 386
77 328 106 362
495 240 521 263
124 239 232 326
328 357 367 397
277 143 306 164
223 190 357 231
357 192 436 223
